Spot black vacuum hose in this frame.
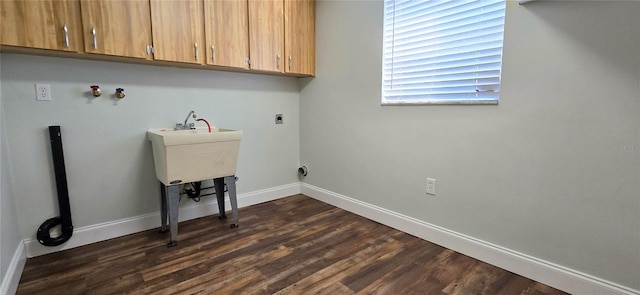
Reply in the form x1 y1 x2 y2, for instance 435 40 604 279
37 217 73 246
37 126 74 246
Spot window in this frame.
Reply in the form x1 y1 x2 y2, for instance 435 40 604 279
382 0 506 105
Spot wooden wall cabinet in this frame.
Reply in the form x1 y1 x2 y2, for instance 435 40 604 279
1 0 316 77
284 0 315 76
204 0 250 69
1 0 83 52
248 0 284 73
248 0 315 75
80 0 152 59
150 0 205 65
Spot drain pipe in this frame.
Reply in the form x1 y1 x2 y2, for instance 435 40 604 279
37 126 74 246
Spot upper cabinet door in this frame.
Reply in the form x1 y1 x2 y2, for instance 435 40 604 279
204 0 250 69
284 0 315 76
1 0 83 52
150 0 204 64
80 0 152 59
248 0 284 73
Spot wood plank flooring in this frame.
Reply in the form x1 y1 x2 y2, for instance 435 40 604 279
17 194 569 295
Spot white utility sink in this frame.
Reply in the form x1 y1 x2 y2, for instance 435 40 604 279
147 127 243 185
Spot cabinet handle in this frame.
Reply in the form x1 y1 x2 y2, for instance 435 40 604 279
277 54 281 70
211 45 215 62
63 24 69 48
91 27 97 50
289 55 292 71
194 43 199 61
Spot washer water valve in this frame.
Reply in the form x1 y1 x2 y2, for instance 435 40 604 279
90 85 101 97
115 88 126 99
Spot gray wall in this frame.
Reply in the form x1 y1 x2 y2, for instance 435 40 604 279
300 0 639 290
1 77 22 290
0 54 300 242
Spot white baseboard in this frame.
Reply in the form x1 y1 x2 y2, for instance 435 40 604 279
24 183 301 258
301 183 639 295
1 241 25 295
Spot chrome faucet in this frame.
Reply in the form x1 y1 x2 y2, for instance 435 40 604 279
175 111 197 130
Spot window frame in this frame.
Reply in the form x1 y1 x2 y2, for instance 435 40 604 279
381 0 507 106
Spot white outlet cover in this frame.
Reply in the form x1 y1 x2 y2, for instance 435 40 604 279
426 178 436 195
35 83 52 101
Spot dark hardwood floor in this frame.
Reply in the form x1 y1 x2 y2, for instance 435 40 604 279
17 194 568 295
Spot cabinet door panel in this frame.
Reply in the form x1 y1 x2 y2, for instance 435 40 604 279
248 0 284 72
204 0 249 69
80 0 152 59
285 0 315 76
151 0 204 64
1 0 83 52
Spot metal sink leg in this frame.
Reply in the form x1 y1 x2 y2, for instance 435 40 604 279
225 175 239 228
159 182 168 233
214 177 226 220
165 184 180 247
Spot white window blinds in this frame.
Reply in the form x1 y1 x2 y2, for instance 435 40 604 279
382 0 506 105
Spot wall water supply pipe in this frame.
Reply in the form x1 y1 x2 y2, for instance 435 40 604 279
37 126 74 246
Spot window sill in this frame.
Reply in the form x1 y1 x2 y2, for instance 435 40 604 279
381 99 499 106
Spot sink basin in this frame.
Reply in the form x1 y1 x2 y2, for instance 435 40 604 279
147 127 243 185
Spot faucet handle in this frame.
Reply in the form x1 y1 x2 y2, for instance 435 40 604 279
188 123 195 129
175 123 184 129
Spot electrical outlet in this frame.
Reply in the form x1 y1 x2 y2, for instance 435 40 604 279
426 178 436 195
35 83 52 101
275 114 283 124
